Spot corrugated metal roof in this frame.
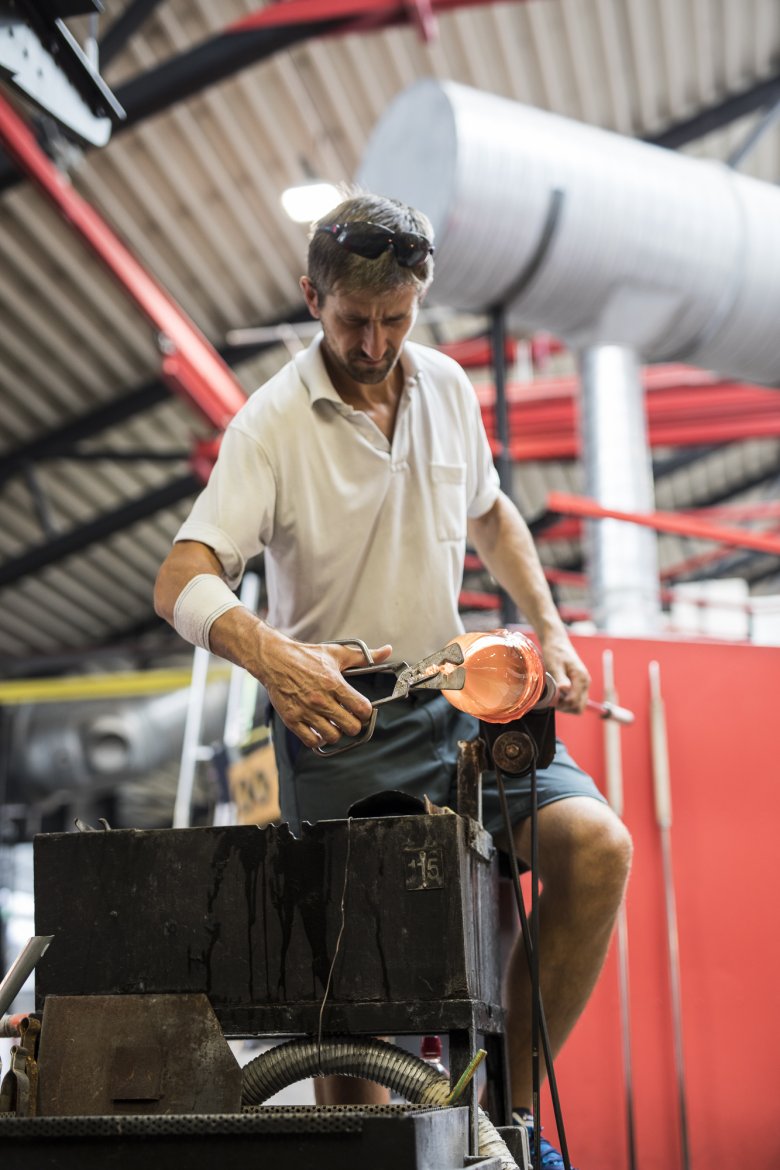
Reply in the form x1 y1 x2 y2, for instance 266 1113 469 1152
1 0 779 668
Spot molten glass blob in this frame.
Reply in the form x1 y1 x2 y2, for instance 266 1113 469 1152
442 629 546 724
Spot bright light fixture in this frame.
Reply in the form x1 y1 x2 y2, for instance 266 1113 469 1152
281 181 341 223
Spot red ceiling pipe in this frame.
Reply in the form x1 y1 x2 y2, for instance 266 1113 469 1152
660 523 780 582
437 334 566 371
230 0 504 35
547 492 780 557
458 588 591 625
661 545 738 582
476 369 780 460
458 589 500 610
535 519 582 543
681 501 780 521
556 605 591 623
465 521 582 561
542 507 780 547
464 550 583 574
542 566 588 588
438 336 517 368
0 93 246 441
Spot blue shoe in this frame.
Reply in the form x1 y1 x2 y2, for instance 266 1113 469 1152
511 1112 576 1169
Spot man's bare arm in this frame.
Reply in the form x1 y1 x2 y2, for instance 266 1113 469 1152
154 541 391 748
467 493 590 713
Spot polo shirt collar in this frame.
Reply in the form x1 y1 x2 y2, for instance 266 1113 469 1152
294 332 421 408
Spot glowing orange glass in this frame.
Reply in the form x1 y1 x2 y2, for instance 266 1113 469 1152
441 629 546 723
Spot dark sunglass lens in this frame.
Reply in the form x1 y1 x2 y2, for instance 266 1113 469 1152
391 233 432 267
338 225 392 259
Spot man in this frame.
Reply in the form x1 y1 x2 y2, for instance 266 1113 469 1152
155 192 632 1167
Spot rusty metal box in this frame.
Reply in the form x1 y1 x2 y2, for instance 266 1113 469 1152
34 814 502 1038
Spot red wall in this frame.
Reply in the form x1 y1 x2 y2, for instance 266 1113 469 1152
533 633 780 1170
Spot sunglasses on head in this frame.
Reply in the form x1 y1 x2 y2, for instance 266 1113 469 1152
316 221 434 268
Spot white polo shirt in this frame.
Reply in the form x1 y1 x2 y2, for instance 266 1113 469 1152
175 334 500 663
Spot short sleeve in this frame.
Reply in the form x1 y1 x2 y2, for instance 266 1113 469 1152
174 423 276 589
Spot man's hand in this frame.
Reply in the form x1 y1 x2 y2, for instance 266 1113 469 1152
156 544 394 748
257 630 394 749
539 631 591 714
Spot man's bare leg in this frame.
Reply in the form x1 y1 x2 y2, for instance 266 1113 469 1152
497 796 633 1111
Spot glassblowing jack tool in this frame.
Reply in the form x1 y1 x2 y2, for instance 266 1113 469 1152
317 638 466 755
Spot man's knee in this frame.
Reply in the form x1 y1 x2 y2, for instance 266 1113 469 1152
589 806 633 896
536 798 633 904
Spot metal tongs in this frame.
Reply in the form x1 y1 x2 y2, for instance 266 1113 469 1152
317 638 466 756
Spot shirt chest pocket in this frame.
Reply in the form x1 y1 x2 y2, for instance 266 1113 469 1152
430 462 467 542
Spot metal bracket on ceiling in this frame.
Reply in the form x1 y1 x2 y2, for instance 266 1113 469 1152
0 6 124 146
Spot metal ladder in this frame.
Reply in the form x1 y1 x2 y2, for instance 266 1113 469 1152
172 573 261 829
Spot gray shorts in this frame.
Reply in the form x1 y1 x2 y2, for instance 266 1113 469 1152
271 674 604 838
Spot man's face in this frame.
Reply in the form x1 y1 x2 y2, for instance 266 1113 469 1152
301 278 420 387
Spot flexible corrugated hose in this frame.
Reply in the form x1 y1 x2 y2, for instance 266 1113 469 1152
241 1035 518 1169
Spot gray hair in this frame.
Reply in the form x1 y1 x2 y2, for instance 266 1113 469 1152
308 191 434 300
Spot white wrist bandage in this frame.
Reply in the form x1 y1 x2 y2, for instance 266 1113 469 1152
172 574 244 651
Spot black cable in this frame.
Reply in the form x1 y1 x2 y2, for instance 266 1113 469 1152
530 752 541 1167
495 749 572 1170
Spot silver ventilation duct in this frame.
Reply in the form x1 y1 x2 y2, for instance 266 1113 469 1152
357 79 780 633
578 346 661 634
4 681 232 827
358 79 780 386
7 683 228 793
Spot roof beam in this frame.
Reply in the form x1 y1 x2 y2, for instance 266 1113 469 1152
726 95 780 170
0 380 170 489
98 0 168 68
0 473 200 590
643 72 780 150
0 307 309 490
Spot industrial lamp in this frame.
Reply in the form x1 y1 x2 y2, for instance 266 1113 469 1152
280 179 341 223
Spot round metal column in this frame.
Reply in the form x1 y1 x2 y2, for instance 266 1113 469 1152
578 346 661 634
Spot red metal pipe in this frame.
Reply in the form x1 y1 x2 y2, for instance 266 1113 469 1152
458 589 591 624
660 544 741 582
681 501 780 521
542 566 587 588
547 492 780 557
438 336 517 368
0 94 246 436
458 589 499 610
437 333 566 370
660 522 780 581
229 0 503 34
475 368 780 460
535 519 582 543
